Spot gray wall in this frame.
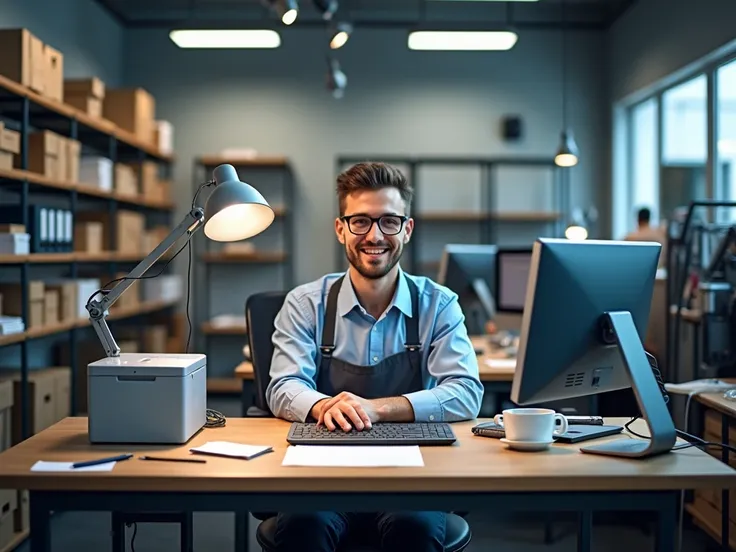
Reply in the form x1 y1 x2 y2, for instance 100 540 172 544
124 27 607 286
0 0 124 86
608 0 736 103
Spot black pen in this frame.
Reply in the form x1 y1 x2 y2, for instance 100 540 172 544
72 453 133 469
140 456 207 464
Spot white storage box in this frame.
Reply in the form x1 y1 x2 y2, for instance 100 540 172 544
79 156 113 191
87 353 207 444
0 233 29 255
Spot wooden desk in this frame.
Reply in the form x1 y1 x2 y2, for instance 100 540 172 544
693 392 736 550
0 417 733 552
233 335 516 416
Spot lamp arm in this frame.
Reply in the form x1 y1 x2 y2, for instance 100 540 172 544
86 207 206 357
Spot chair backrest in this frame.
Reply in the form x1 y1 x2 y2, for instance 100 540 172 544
245 291 288 414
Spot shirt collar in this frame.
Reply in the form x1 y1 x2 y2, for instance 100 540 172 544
337 268 413 319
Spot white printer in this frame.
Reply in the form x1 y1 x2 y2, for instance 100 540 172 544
87 353 207 444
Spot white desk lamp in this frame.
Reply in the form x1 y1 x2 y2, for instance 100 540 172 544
83 164 274 444
86 163 275 357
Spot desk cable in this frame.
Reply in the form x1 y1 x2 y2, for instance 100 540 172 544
622 354 736 552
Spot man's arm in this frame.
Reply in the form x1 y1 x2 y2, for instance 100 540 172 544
402 294 484 422
265 291 330 422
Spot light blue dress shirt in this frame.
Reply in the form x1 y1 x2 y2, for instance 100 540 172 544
266 268 484 423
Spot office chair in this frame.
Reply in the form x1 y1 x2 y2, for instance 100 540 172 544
244 291 472 552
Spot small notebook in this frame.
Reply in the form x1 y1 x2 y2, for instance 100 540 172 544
190 441 273 460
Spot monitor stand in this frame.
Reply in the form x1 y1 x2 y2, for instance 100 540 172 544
471 278 496 320
579 311 677 459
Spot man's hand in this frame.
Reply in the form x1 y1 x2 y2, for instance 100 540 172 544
315 392 378 432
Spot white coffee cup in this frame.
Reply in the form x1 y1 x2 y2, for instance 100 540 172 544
493 408 568 442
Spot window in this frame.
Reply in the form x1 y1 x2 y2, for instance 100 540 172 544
716 59 736 220
630 98 659 225
661 75 708 218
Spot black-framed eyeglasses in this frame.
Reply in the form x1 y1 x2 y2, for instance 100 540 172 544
340 214 408 236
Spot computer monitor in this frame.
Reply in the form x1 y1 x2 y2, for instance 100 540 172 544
437 244 497 335
495 247 533 313
511 238 677 459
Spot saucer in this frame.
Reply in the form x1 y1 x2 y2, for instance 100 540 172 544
500 438 554 452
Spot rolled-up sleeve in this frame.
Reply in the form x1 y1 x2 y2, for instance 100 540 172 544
265 291 329 422
403 294 483 422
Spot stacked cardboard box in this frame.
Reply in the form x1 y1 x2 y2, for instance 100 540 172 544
0 122 20 171
64 77 105 119
0 281 44 329
17 129 80 182
76 210 145 255
45 281 78 323
0 223 30 256
0 29 64 102
104 88 156 145
131 160 170 203
0 279 80 329
114 163 138 197
74 221 104 254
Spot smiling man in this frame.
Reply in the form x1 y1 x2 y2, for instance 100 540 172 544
266 161 483 552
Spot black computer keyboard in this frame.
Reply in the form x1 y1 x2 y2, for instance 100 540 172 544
286 422 457 446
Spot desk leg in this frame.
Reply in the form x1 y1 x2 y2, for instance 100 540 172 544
111 512 126 552
722 413 730 552
29 491 51 552
654 493 678 552
577 512 592 552
235 512 249 552
181 512 194 552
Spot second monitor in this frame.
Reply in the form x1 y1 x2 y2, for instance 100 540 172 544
495 247 533 313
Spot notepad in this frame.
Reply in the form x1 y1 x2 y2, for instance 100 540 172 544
282 445 424 467
190 441 273 460
31 461 116 472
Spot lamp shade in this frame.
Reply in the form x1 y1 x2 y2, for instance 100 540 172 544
203 164 275 242
554 130 579 167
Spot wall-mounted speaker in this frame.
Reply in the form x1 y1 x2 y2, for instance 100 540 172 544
502 115 523 141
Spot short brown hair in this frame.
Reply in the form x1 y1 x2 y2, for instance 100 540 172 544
336 162 414 215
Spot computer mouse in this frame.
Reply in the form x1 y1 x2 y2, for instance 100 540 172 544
474 347 484 355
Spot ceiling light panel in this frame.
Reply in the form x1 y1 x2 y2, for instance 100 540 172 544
169 29 281 49
407 31 518 51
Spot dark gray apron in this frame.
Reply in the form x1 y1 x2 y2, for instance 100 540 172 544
317 274 424 398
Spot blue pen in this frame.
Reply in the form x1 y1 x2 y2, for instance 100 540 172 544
72 453 134 469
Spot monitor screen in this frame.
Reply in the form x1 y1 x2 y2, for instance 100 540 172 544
496 248 532 313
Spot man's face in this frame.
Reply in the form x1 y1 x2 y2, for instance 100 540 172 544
335 188 414 280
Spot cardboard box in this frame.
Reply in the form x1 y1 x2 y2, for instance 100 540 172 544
104 88 155 143
0 225 25 234
0 281 45 329
0 152 12 171
66 138 80 183
45 367 70 422
44 289 59 326
45 282 77 322
0 28 45 93
64 77 105 100
77 211 144 254
108 272 140 310
0 488 18 550
0 379 12 452
0 369 58 443
0 126 20 155
66 95 102 118
115 164 138 197
74 221 103 254
43 44 63 102
22 130 61 179
144 325 168 353
154 120 173 155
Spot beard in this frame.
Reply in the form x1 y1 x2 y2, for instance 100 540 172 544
345 239 404 280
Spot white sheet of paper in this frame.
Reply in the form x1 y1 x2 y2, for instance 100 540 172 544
31 461 116 472
282 445 424 467
484 358 516 369
190 441 272 459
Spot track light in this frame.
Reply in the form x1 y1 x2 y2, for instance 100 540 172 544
554 130 579 167
329 22 352 49
264 0 298 25
313 0 338 20
326 57 347 99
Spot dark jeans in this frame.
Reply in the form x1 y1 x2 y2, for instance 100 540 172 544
274 511 446 552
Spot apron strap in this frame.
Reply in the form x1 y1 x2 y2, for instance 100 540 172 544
320 274 344 358
320 273 421 356
404 277 421 352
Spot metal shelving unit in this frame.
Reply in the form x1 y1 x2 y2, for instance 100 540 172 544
334 155 567 275
0 74 175 441
191 156 295 393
